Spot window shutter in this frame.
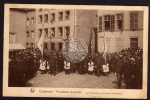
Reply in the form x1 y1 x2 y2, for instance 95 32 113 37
121 14 124 30
130 13 134 30
99 16 102 31
102 16 104 31
111 15 115 31
134 13 138 29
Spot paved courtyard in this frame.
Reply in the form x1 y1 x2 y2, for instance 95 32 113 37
28 71 125 89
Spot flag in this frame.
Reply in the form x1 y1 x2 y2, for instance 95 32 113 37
88 28 92 57
103 32 107 63
37 32 44 57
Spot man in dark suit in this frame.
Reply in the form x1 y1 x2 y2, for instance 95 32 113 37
58 54 64 73
78 60 84 74
115 55 123 88
130 57 136 89
95 55 103 77
136 56 143 89
49 54 57 76
123 56 132 89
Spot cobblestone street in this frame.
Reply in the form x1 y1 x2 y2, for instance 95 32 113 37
28 71 125 89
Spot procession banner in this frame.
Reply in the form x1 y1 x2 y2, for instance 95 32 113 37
37 32 44 57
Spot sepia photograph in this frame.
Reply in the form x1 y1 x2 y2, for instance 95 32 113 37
3 4 148 99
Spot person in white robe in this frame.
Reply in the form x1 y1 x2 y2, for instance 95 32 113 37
39 59 46 74
102 63 109 76
88 60 94 75
64 61 70 74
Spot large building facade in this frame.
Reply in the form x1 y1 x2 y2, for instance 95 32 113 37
9 9 143 53
9 8 35 48
26 9 36 49
97 10 143 53
34 9 76 51
26 9 97 51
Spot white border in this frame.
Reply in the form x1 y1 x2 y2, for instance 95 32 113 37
3 4 148 99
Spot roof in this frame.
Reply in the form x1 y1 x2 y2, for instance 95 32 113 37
10 8 35 12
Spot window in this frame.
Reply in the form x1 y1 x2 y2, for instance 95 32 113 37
26 18 29 26
39 8 43 12
116 14 123 30
65 11 70 20
59 43 62 50
130 38 138 49
104 15 115 31
130 12 138 30
51 28 55 37
99 16 102 31
26 31 29 37
58 27 63 36
31 17 34 25
39 29 42 38
51 13 55 22
104 15 110 30
44 43 48 49
44 14 48 23
26 43 29 48
31 31 34 38
58 12 63 21
65 26 70 37
45 28 48 38
39 15 42 23
44 9 49 11
30 43 34 48
51 43 55 50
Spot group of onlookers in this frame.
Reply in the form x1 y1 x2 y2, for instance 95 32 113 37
9 47 143 89
9 48 41 86
39 47 143 89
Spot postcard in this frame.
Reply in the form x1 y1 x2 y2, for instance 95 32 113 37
3 4 148 99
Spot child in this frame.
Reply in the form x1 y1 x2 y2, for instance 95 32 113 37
88 60 94 75
39 58 46 74
102 63 109 76
64 60 70 75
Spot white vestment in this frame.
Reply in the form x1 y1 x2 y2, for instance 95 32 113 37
39 60 46 70
88 61 94 71
64 61 70 69
102 63 109 72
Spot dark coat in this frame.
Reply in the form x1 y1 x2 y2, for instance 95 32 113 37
50 57 56 67
95 57 103 69
123 59 132 79
115 58 123 74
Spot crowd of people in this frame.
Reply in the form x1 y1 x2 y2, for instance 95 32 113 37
9 48 41 86
106 48 143 89
9 47 143 89
39 47 143 89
